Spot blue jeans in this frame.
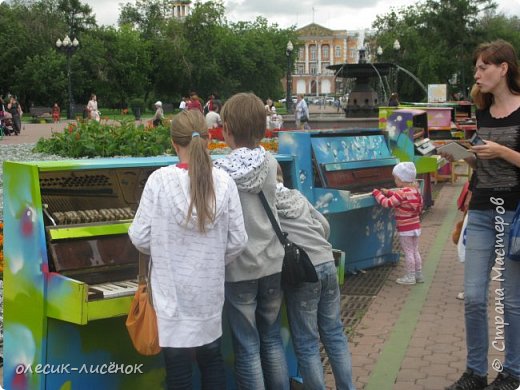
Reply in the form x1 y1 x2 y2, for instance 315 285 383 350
285 261 356 390
163 338 225 390
464 209 520 378
225 272 289 390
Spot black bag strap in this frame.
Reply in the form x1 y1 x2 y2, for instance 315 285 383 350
258 190 287 246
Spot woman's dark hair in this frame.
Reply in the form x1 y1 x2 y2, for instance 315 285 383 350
471 39 520 109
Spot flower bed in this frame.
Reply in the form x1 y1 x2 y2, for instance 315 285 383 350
208 138 278 154
34 119 173 158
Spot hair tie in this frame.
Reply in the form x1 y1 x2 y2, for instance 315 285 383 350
192 132 200 138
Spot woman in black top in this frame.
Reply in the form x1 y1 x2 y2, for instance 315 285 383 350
446 39 520 390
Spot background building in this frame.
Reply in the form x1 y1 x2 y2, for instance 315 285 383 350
288 23 368 98
171 0 191 19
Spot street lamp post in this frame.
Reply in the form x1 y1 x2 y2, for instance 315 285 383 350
376 46 383 62
393 39 401 92
56 35 79 120
393 39 401 52
286 40 294 113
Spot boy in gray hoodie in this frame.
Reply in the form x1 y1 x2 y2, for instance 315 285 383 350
276 167 356 390
214 92 288 389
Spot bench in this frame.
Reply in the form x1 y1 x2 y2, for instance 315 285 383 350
162 103 174 113
30 106 53 122
72 104 87 119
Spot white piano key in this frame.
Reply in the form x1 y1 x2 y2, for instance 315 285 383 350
90 280 138 299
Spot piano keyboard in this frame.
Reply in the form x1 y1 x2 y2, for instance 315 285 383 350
88 280 139 300
51 207 135 225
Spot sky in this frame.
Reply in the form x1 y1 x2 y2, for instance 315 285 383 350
83 0 520 31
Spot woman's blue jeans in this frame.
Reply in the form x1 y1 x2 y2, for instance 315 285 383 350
163 338 225 390
225 272 289 390
285 261 356 390
464 209 520 378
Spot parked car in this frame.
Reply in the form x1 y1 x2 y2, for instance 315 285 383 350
278 96 298 104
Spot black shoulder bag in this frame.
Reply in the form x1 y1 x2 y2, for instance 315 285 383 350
259 191 318 287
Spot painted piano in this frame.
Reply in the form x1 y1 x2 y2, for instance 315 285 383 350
278 128 401 273
2 156 312 389
383 108 447 207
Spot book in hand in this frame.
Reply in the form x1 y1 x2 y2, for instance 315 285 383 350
436 142 474 160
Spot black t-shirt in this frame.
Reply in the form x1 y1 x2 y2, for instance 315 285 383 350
469 106 520 211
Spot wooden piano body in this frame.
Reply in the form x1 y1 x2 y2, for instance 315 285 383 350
3 156 306 389
3 158 180 389
278 129 401 273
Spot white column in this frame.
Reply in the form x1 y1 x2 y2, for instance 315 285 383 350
305 44 309 74
330 41 334 66
344 38 348 63
318 43 322 74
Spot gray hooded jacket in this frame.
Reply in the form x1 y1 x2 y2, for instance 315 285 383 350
276 185 334 266
215 148 284 282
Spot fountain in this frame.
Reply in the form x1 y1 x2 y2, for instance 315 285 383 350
328 44 427 118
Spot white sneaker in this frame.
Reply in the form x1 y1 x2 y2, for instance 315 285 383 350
396 274 416 285
456 292 465 300
415 272 425 283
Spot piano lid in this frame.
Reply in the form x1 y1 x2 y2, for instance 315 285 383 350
310 133 398 191
311 134 395 165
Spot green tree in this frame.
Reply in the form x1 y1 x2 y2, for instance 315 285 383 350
104 26 152 105
119 0 170 39
152 18 192 101
477 13 520 50
0 0 303 110
0 0 66 103
229 17 296 100
181 2 295 100
372 0 498 101
12 49 68 105
57 0 96 37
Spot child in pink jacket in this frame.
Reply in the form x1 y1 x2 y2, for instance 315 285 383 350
373 162 423 285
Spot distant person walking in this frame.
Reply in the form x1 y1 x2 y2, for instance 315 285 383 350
87 94 100 122
152 101 164 127
7 96 22 135
295 94 310 130
388 92 400 107
179 96 188 111
187 92 203 113
52 103 60 123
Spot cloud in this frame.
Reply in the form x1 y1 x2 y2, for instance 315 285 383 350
85 0 520 31
87 0 128 26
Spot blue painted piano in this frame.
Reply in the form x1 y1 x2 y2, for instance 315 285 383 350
278 128 401 273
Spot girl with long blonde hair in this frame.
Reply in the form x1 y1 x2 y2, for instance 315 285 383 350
129 109 247 389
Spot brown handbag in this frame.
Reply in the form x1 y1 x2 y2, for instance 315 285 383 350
126 254 161 355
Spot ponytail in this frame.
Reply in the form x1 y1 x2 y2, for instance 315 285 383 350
187 134 216 232
170 110 216 232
